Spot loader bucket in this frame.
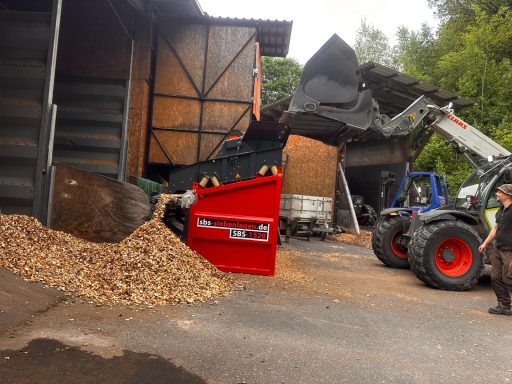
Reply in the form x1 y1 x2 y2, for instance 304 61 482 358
285 34 374 145
293 34 359 106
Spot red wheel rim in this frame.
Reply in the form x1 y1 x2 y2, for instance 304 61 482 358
434 237 472 277
390 230 408 259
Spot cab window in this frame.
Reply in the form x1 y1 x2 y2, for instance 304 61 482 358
487 175 505 209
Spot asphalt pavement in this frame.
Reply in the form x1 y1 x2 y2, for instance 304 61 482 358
1 238 511 384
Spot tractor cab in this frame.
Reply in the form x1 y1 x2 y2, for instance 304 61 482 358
392 172 449 213
454 157 512 231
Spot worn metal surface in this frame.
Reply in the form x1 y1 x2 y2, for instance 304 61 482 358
49 163 149 243
336 162 359 234
168 121 289 192
52 79 129 179
344 137 411 167
126 14 153 179
51 0 135 181
149 20 257 166
346 163 408 213
0 4 59 217
56 0 132 80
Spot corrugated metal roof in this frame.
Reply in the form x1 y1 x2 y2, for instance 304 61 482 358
152 0 203 17
358 62 474 115
203 16 292 57
151 1 292 57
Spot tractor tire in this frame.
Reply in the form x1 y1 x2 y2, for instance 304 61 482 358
408 220 485 291
362 204 378 226
372 216 411 269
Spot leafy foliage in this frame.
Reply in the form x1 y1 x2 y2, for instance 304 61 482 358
394 24 438 81
261 56 303 107
414 133 473 194
394 1 512 196
354 20 396 68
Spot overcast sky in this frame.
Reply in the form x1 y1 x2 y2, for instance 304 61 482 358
199 0 438 64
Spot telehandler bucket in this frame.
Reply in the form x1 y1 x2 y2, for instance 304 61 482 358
284 34 374 146
292 34 359 106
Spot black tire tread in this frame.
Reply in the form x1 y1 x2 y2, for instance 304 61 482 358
408 220 485 291
372 216 410 269
362 204 378 227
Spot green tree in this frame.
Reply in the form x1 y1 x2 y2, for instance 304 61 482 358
413 134 473 195
394 24 438 81
354 19 396 68
398 2 512 196
427 0 512 20
261 56 303 107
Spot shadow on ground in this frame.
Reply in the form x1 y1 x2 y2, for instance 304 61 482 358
0 338 206 384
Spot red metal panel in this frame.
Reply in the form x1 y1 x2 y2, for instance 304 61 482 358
186 174 282 276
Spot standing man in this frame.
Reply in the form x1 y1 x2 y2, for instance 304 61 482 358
479 183 512 316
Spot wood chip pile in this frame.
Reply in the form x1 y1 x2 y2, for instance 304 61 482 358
332 229 373 249
282 135 338 199
0 196 232 307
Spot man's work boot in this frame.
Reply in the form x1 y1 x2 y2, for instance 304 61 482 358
488 303 512 316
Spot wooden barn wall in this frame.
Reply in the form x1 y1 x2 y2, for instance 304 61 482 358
126 14 153 179
149 21 257 166
281 135 338 199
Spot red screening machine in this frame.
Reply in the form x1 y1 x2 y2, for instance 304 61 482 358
163 122 288 276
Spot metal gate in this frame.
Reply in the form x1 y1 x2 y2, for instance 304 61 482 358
0 0 61 218
148 20 258 167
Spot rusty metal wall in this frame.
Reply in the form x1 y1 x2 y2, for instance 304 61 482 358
344 137 411 167
0 1 61 217
56 0 132 81
344 138 411 212
345 163 408 212
52 79 128 178
52 0 134 180
149 20 257 167
127 14 153 179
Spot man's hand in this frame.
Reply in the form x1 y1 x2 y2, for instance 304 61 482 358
478 243 487 253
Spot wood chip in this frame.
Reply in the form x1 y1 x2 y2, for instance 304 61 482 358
282 135 338 199
0 196 234 307
275 248 312 283
331 230 373 249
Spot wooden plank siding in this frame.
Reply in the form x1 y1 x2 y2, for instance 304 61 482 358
149 20 258 166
